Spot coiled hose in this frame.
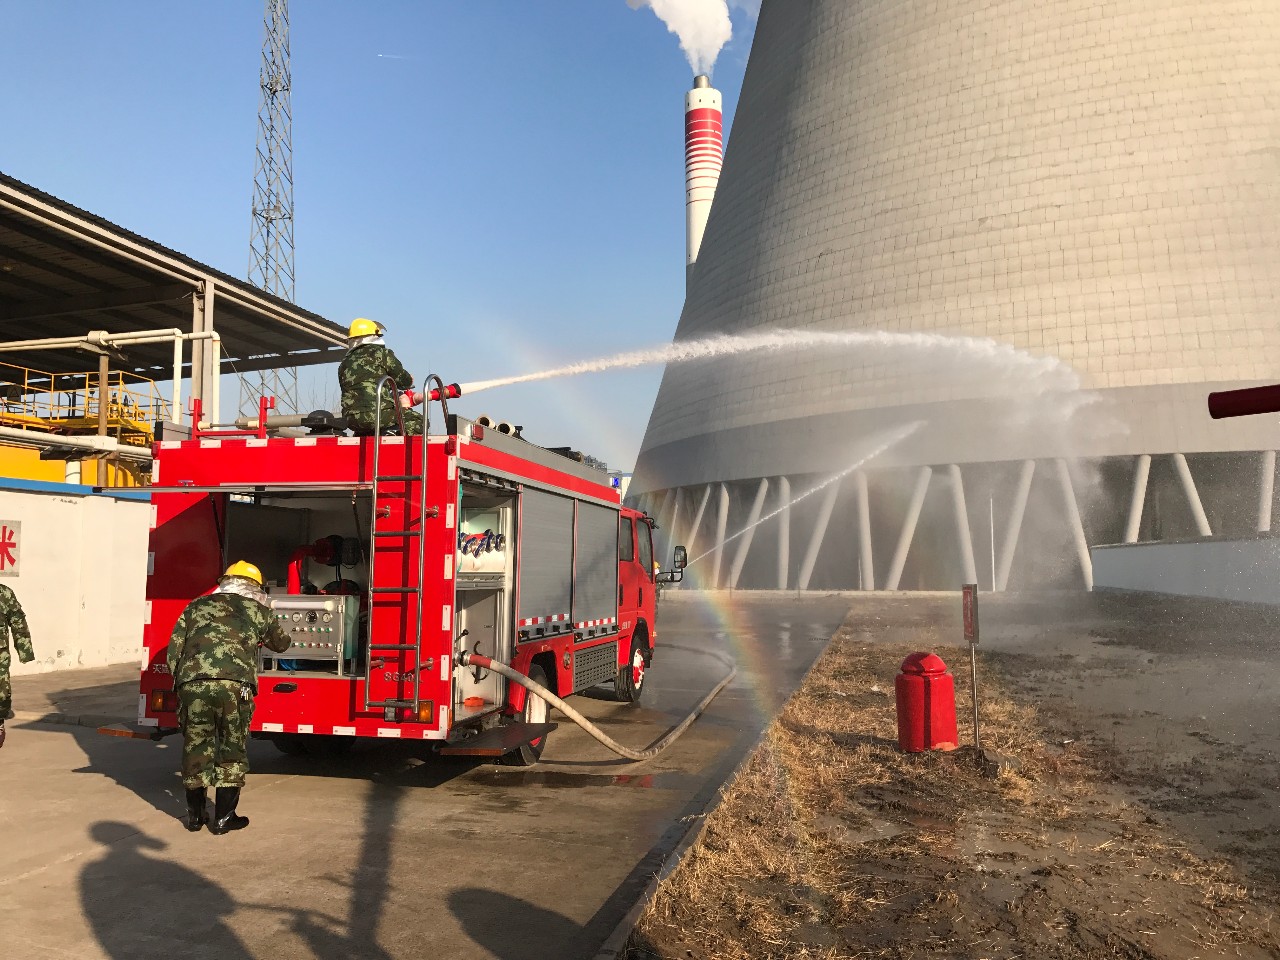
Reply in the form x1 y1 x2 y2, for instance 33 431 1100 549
458 645 738 762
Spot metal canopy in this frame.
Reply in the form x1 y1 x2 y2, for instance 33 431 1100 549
0 171 346 383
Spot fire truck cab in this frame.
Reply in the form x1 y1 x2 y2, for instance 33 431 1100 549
138 405 677 764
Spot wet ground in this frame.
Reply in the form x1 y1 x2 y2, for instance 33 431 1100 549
0 592 853 960
982 591 1280 888
636 591 1280 960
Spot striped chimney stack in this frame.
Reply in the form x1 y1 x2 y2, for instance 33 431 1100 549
684 74 723 273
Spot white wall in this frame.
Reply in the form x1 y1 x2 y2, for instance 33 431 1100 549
2 482 149 676
1092 536 1280 605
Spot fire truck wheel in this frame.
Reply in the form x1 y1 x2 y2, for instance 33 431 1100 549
272 735 310 756
503 664 552 767
614 629 648 703
314 735 355 756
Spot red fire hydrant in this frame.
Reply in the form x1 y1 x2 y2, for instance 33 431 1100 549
895 652 958 752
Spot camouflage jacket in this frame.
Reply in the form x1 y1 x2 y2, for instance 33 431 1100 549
167 593 290 691
338 343 414 429
0 583 34 664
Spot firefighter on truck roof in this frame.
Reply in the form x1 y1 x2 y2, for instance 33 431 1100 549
0 582 34 750
168 561 290 834
338 317 424 436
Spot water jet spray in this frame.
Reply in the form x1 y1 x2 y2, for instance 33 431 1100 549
687 421 925 567
457 329 1080 397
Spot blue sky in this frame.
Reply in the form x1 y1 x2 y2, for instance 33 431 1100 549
0 1 759 469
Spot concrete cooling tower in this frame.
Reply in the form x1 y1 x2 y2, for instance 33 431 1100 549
631 0 1280 592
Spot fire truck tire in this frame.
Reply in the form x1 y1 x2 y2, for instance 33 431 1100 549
502 664 552 767
315 735 355 756
614 628 649 703
271 735 310 756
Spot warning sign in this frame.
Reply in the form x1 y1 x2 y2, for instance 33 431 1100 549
962 583 979 644
0 521 21 576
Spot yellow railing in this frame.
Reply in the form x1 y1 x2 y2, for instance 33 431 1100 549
0 360 172 445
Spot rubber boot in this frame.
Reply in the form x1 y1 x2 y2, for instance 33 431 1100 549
184 786 208 832
209 787 249 835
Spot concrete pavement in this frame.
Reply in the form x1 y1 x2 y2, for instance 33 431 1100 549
0 592 854 960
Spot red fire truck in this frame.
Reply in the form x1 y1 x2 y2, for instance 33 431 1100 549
137 395 670 764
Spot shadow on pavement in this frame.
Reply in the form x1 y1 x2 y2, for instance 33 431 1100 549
449 888 581 960
80 821 256 960
28 713 484 830
250 738 486 788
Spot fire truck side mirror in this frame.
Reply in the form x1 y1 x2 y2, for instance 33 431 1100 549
673 546 687 570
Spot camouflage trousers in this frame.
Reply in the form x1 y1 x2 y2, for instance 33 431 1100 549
177 679 255 789
0 654 11 718
348 409 423 437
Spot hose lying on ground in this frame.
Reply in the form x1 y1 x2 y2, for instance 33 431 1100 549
458 645 738 762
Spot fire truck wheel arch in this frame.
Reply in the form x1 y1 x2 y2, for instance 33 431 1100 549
502 663 552 767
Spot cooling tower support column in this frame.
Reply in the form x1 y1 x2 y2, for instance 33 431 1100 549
777 476 791 590
710 483 730 589
1125 454 1151 543
996 460 1036 592
685 75 724 271
886 467 932 591
666 489 684 567
1259 451 1276 533
685 484 713 561
1172 454 1212 537
798 478 842 591
655 488 676 560
1056 459 1093 591
855 471 874 591
948 465 978 586
729 479 770 589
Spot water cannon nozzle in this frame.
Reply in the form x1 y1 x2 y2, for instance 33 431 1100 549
428 382 462 402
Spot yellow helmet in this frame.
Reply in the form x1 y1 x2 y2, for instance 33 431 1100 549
348 317 384 339
222 561 264 586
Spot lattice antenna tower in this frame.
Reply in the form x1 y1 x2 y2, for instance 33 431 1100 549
242 0 300 416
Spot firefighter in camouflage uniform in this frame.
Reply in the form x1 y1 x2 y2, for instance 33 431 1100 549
338 317 424 436
168 561 290 833
0 582 34 750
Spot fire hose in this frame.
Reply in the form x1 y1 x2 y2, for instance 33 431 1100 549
457 645 738 762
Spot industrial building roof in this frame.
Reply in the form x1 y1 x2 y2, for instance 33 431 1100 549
0 171 346 378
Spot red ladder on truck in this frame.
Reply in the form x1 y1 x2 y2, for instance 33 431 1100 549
361 376 430 719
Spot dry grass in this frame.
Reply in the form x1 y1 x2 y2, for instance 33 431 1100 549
628 620 1280 960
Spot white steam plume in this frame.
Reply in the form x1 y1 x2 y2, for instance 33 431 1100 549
627 0 733 76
